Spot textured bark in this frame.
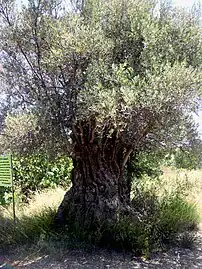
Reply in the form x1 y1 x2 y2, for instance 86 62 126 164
55 120 135 231
56 151 132 227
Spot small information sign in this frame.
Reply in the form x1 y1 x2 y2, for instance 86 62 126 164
0 154 15 222
0 154 12 187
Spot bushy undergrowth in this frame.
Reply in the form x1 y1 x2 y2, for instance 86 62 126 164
63 172 200 255
0 175 200 256
0 207 56 250
132 192 199 253
0 188 65 251
66 192 199 256
131 174 200 250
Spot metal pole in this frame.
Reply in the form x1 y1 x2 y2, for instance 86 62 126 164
10 154 16 224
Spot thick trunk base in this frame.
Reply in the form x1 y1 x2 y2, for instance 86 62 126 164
55 155 137 234
55 186 139 248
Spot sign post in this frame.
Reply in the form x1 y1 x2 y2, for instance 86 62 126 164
0 154 15 223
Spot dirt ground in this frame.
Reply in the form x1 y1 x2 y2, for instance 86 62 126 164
1 233 202 269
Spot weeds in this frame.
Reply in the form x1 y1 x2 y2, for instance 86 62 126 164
0 188 65 251
0 172 200 256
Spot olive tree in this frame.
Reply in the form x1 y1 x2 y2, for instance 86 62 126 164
0 0 201 231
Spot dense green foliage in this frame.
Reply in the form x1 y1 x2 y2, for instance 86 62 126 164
0 155 72 205
13 154 72 193
127 151 164 181
0 0 201 156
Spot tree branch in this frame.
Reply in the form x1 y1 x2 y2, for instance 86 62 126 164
121 148 133 171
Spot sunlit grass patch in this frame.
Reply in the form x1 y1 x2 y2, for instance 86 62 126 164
161 167 202 219
0 188 65 250
0 171 201 256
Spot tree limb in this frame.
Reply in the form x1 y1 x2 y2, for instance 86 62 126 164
121 148 133 171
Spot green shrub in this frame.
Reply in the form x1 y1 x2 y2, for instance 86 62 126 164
127 151 164 184
156 195 199 241
130 176 200 252
0 187 12 205
59 188 199 256
0 154 72 205
99 218 151 256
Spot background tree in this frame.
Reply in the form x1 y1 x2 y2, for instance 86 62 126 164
165 141 202 170
0 0 201 234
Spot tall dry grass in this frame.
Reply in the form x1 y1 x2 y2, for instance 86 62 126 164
0 188 65 250
0 168 201 254
161 167 202 219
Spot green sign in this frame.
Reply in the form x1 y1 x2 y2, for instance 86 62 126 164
0 154 12 187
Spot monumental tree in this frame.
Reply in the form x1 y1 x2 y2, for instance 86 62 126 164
0 0 201 233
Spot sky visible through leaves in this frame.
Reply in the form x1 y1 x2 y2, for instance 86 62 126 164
173 0 202 136
14 0 202 136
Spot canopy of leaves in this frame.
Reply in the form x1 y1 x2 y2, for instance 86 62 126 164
0 0 201 155
0 113 37 154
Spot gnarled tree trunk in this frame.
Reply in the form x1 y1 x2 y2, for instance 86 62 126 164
55 120 135 235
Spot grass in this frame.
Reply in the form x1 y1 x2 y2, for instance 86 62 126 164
162 167 202 215
129 170 200 254
0 168 201 256
0 188 65 251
